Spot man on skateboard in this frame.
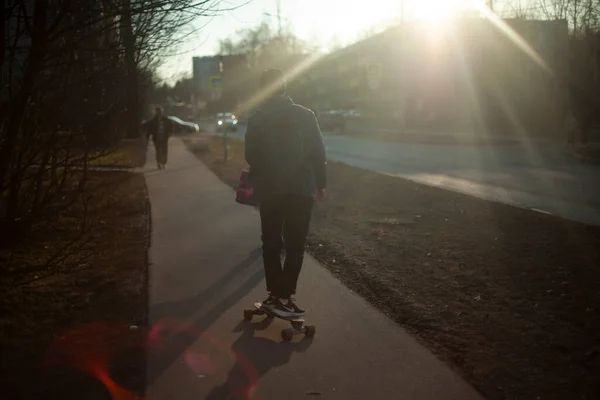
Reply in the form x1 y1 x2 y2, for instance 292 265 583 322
245 68 327 318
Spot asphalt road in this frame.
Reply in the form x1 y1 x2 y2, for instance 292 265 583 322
144 138 484 400
206 123 600 226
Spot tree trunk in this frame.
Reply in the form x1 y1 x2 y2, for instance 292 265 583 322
0 0 48 194
120 0 139 139
33 149 50 214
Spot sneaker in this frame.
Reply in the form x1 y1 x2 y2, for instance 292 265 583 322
272 298 305 318
261 294 279 310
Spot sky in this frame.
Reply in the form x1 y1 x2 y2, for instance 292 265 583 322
156 0 519 84
157 0 399 83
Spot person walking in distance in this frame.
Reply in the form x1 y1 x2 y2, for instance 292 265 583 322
145 106 173 169
245 69 327 318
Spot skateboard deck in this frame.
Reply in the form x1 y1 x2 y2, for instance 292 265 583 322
253 302 305 322
243 302 315 341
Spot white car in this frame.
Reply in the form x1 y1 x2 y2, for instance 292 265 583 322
216 112 238 132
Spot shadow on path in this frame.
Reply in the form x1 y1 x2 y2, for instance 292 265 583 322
146 249 264 388
143 162 208 179
150 248 261 321
205 320 313 400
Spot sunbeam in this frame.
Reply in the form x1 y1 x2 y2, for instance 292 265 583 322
473 1 554 77
234 52 325 116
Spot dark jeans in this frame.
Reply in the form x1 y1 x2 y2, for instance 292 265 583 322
154 139 168 165
259 195 314 298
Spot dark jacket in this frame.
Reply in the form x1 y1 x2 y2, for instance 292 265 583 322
144 116 173 142
245 96 327 200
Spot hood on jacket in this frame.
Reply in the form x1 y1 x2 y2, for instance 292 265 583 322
260 96 294 112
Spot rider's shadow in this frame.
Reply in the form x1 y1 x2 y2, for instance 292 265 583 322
205 319 313 400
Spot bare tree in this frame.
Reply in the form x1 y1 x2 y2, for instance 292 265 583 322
500 0 543 19
0 0 235 276
217 18 314 68
536 0 600 34
534 1 600 144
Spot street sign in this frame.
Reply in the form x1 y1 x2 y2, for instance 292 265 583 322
367 63 382 79
209 75 223 91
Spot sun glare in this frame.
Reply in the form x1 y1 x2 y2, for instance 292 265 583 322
411 0 472 21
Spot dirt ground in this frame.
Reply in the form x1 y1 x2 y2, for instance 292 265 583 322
185 134 600 400
0 166 149 397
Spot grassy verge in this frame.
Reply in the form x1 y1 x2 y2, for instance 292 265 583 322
0 170 149 398
89 137 147 168
185 134 600 400
181 134 247 184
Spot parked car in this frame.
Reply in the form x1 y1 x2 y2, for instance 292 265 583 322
342 109 361 118
168 116 200 133
318 110 346 131
215 112 238 132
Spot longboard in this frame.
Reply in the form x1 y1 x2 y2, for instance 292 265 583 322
253 302 304 321
243 302 316 341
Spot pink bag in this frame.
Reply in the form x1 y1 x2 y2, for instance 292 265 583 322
236 169 259 206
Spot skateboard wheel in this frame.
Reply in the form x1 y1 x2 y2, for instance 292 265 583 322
243 309 254 321
291 320 304 329
281 329 294 341
305 325 316 337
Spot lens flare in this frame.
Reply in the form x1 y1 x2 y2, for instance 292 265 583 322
42 318 261 400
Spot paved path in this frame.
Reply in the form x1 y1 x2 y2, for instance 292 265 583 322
207 123 600 226
143 138 484 400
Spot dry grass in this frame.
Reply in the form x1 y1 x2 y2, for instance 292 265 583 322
89 137 147 168
185 136 600 400
0 170 149 398
182 134 248 186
